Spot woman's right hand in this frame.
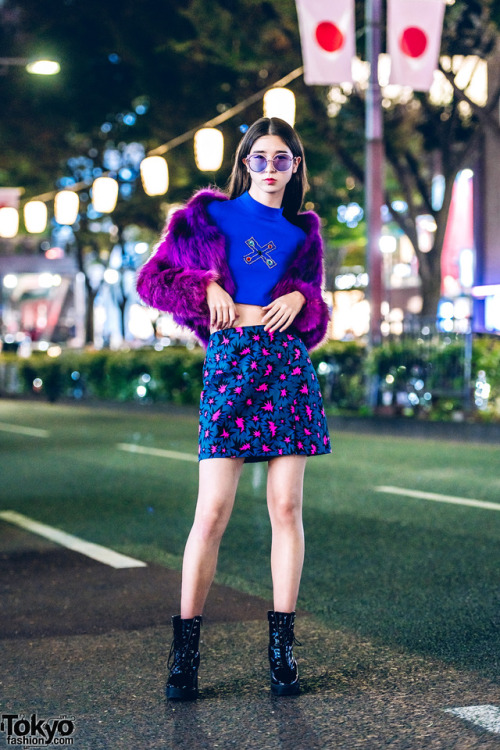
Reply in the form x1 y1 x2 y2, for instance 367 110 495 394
206 280 238 331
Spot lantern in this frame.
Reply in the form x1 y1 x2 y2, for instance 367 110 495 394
54 191 79 225
24 201 48 233
0 207 19 238
140 156 169 196
263 88 296 126
194 128 224 171
92 177 119 213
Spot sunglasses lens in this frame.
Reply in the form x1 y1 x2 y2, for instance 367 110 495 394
274 155 293 171
247 155 267 172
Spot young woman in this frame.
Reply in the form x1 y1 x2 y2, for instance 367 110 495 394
136 117 331 700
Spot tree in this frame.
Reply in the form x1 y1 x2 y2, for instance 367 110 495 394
0 0 359 205
177 0 500 315
1 0 499 321
0 0 358 321
302 0 500 316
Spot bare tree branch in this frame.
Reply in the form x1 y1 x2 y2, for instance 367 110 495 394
439 63 500 136
404 149 434 215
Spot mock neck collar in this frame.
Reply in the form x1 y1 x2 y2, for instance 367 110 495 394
237 191 284 221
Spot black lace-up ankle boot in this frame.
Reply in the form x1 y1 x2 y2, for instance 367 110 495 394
166 615 202 700
268 610 301 696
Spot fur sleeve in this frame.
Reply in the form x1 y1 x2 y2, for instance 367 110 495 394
135 191 229 331
136 234 217 327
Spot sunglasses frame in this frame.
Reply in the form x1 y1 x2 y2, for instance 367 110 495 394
245 154 295 173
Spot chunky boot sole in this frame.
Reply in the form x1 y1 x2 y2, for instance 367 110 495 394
166 684 198 701
271 678 300 696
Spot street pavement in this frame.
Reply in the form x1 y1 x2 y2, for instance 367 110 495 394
1 523 499 749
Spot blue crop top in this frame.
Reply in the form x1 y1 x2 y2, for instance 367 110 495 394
207 191 306 306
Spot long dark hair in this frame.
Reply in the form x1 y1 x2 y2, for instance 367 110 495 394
227 117 309 221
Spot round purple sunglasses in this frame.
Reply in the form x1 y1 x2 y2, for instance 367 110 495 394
245 154 295 173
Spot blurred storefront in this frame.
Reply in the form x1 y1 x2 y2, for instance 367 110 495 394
0 254 83 352
472 51 500 334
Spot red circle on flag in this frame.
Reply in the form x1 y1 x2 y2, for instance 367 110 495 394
315 21 344 53
400 27 428 58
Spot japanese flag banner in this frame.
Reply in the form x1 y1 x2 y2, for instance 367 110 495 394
0 188 21 209
387 0 446 91
295 0 355 86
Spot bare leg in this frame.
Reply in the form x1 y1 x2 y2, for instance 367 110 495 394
180 457 244 618
266 455 307 613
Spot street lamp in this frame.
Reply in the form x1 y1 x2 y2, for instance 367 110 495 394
0 57 60 75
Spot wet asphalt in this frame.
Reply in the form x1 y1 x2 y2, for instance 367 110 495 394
1 522 499 749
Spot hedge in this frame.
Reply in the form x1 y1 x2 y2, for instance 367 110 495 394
1 335 499 420
0 347 205 405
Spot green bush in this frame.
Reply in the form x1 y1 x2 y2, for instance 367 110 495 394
311 340 366 412
8 347 205 405
472 335 500 418
2 334 499 420
367 335 500 419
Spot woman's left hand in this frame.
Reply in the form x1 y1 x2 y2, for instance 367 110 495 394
262 291 305 333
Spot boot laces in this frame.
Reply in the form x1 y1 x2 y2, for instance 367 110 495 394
272 626 301 669
167 619 198 671
277 625 301 649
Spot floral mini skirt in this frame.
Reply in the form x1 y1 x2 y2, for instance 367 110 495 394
198 325 331 462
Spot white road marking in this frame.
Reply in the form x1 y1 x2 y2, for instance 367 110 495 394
117 442 198 463
0 510 147 569
444 705 500 734
375 486 500 512
0 421 49 438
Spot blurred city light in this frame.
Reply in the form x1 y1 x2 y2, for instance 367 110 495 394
103 269 120 285
337 202 364 228
3 274 18 289
26 59 60 75
379 235 397 254
0 57 60 75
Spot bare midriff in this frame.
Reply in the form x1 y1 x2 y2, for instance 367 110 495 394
209 304 267 334
233 303 266 328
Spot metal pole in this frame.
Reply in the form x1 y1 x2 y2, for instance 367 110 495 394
365 0 384 346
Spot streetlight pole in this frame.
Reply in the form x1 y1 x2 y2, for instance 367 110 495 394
365 0 384 346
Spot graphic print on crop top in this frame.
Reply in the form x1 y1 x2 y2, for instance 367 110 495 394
207 191 306 307
244 238 277 269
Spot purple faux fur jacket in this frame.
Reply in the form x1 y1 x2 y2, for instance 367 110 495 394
136 188 329 350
